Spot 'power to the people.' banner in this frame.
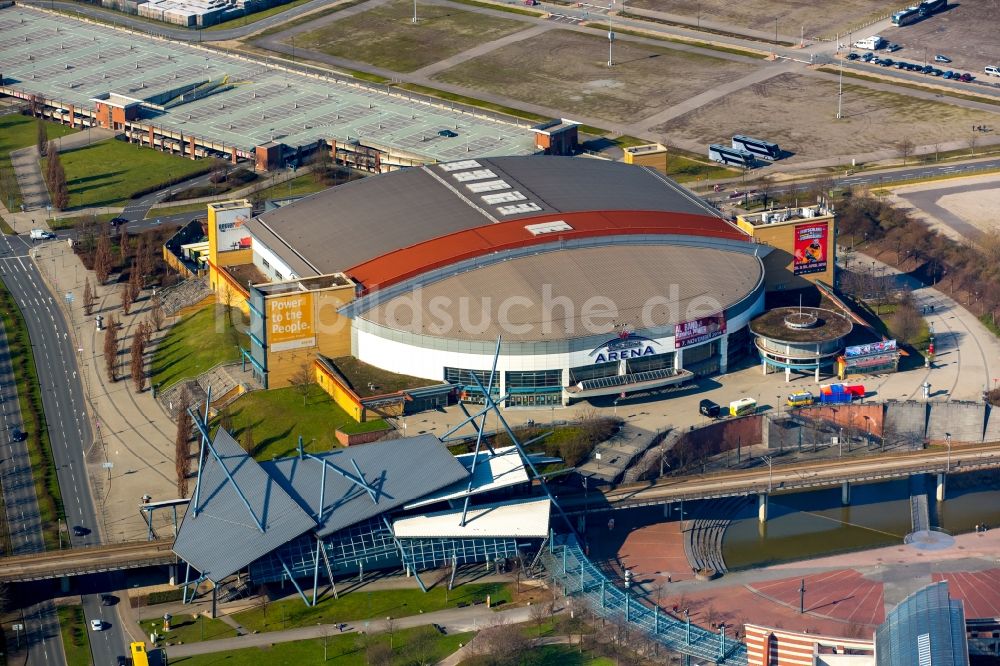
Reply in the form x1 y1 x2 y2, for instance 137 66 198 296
268 293 316 352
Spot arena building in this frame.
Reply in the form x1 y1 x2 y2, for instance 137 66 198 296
200 156 802 410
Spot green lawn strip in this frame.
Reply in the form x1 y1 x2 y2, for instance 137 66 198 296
168 625 473 665
447 0 545 17
817 66 1000 107
57 606 92 666
205 0 324 31
151 305 247 391
0 282 64 549
0 215 14 235
980 313 1000 340
395 83 549 123
251 173 332 201
875 303 930 352
617 10 796 47
233 583 510 633
214 386 389 460
49 212 120 231
40 139 211 209
141 614 238 644
586 22 766 58
462 642 615 665
0 115 77 211
252 0 370 37
146 201 214 218
664 154 739 183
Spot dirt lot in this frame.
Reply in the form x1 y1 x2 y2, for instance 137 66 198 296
288 0 531 72
624 0 900 39
433 29 756 124
875 3 1000 77
891 174 1000 244
655 72 1000 163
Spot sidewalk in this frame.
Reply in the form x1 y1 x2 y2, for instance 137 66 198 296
27 239 181 543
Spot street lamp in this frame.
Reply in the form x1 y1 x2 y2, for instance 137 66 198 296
945 432 951 473
761 455 773 492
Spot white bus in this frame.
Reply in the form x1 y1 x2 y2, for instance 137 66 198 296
891 8 922 26
732 135 781 161
708 144 755 168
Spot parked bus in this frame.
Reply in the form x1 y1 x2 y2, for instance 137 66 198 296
729 397 757 417
918 0 946 14
708 144 755 168
891 7 922 25
731 135 781 161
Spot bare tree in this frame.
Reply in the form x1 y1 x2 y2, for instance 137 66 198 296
408 628 436 666
897 138 915 165
290 362 314 406
128 263 143 303
118 226 129 263
891 295 922 344
175 392 193 497
93 231 113 285
385 616 396 649
46 141 68 210
242 426 255 455
103 314 119 381
257 585 269 624
83 278 95 317
969 132 979 156
36 120 48 157
149 293 165 331
120 282 133 315
131 321 150 393
473 620 527 665
366 641 393 666
529 594 550 636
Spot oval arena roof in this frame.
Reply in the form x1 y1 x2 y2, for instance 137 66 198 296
357 243 764 343
244 156 747 290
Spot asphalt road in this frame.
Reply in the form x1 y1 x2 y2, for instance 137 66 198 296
118 171 218 225
0 233 128 665
0 306 63 666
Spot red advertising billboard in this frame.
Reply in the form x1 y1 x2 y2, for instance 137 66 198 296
674 313 726 349
793 222 828 275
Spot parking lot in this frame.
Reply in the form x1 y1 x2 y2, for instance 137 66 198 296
872 2 1000 76
845 50 976 83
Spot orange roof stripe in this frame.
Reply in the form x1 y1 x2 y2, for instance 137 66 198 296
347 210 749 292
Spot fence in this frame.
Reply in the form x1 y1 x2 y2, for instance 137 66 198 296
544 532 748 664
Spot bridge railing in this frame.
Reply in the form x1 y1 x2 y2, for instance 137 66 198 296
543 532 747 665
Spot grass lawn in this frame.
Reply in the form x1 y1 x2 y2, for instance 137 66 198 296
42 139 211 209
232 583 510 633
147 201 213 218
330 356 438 398
141 614 238 644
665 154 739 183
291 0 529 73
50 212 120 231
215 386 388 460
57 606 93 666
462 643 615 666
252 173 332 201
151 304 247 391
0 115 77 210
169 625 473 665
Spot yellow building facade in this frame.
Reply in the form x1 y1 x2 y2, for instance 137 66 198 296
735 205 836 291
206 200 254 315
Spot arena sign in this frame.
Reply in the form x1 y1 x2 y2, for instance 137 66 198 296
589 331 660 364
674 313 726 349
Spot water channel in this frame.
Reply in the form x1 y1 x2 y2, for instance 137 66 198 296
721 470 1000 570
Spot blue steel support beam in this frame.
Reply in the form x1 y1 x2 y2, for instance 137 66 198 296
277 552 311 606
350 459 379 503
311 537 322 607
189 386 214 517
304 453 381 507
182 562 191 604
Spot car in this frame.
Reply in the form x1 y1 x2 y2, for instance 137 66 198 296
886 43 901 52
934 54 951 63
880 58 894 67
895 62 907 69
921 65 934 74
846 52 859 60
11 429 26 442
117 657 128 666
101 594 118 606
90 619 103 631
861 52 874 62
907 63 921 71
72 525 87 537
437 129 458 138
698 399 722 419
930 69 942 76
109 217 128 228
942 71 953 79
959 73 974 82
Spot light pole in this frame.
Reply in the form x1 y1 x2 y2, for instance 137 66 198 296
412 0 417 23
607 3 615 67
761 455 773 492
945 432 951 473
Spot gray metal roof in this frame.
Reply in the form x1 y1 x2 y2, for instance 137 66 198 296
246 156 719 278
172 429 316 583
260 434 468 538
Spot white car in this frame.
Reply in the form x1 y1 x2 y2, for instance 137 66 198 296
90 619 103 631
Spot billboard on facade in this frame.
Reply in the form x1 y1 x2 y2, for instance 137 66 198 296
674 313 726 349
268 293 316 352
793 222 828 275
844 339 897 359
214 206 252 252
